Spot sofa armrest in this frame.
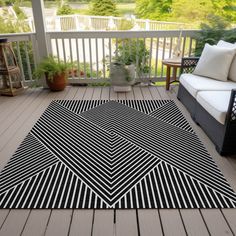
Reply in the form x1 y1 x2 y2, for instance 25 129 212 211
225 89 236 125
181 57 199 74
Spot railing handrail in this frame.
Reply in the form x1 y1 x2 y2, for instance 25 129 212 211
0 32 36 40
26 14 196 32
47 29 200 38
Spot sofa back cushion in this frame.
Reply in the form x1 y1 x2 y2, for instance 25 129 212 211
193 43 236 81
217 40 236 82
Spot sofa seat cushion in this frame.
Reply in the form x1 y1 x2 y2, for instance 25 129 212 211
180 73 236 98
196 91 231 125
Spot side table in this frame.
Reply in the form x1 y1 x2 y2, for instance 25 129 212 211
162 59 182 90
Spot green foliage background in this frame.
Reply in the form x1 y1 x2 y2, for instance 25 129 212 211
89 0 119 16
135 0 236 26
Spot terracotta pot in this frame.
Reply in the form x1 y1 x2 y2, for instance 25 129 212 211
46 73 67 91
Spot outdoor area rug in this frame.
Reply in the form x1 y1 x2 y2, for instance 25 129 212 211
0 100 236 209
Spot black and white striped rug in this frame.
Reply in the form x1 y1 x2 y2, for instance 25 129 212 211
0 100 236 209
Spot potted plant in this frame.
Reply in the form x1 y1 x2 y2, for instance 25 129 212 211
110 39 149 92
34 56 71 91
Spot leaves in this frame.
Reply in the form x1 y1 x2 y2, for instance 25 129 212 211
90 0 119 16
194 14 235 56
34 56 72 81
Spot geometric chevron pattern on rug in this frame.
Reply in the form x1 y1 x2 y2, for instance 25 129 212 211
0 100 236 209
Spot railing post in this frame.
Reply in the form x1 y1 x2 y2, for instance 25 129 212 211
75 15 79 30
145 19 150 30
108 16 116 30
55 16 62 31
31 0 49 88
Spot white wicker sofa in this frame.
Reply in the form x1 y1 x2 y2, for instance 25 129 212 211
177 40 236 155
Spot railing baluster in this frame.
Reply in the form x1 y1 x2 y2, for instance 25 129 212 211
161 37 166 78
55 38 60 61
24 41 33 81
154 38 159 78
96 38 99 79
89 38 93 79
182 36 187 57
136 38 139 79
148 37 153 80
16 41 26 82
82 38 87 79
169 37 173 58
102 38 106 79
75 38 80 78
62 38 66 63
109 38 112 67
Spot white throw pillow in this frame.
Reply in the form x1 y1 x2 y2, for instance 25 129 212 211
217 40 236 82
193 43 236 81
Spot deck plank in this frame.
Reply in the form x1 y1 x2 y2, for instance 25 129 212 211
73 86 87 100
117 92 126 100
222 209 236 234
138 209 163 236
0 210 30 236
109 87 118 100
125 89 135 99
0 89 35 122
149 86 161 99
133 87 143 100
0 210 9 229
140 87 153 100
101 87 110 100
44 210 72 236
69 210 93 236
201 209 233 236
157 86 171 100
83 87 94 100
92 87 102 100
159 209 186 236
0 89 41 136
63 86 79 100
180 209 209 236
21 210 51 236
92 210 114 236
116 210 138 236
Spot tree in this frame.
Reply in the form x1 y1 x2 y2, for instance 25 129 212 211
135 0 172 20
57 4 73 15
135 0 236 25
171 0 214 23
90 0 119 16
211 0 236 22
194 14 234 56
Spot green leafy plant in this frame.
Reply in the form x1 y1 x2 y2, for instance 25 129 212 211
34 56 72 82
114 39 150 75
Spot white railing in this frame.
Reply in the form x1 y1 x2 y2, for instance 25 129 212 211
0 30 199 85
47 30 198 83
0 33 38 86
27 15 195 32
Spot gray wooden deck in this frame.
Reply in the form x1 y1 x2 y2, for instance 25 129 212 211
0 85 236 236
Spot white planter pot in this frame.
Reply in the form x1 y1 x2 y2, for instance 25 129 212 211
110 62 135 92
